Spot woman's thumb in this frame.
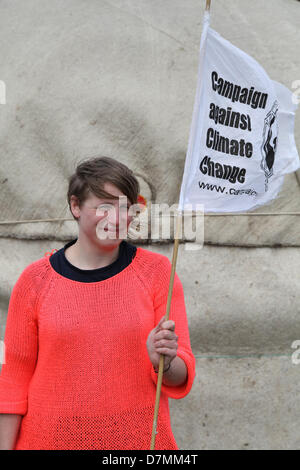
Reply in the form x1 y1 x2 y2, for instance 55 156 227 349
156 315 166 330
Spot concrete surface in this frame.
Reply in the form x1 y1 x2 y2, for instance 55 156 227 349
171 356 300 450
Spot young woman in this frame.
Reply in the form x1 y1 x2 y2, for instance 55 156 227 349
0 156 195 450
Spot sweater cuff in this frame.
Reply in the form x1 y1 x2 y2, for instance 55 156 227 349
150 349 195 399
0 377 28 415
0 399 27 415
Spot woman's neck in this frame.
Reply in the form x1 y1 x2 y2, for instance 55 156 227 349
65 236 122 270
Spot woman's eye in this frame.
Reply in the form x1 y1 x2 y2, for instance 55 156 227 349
96 204 128 214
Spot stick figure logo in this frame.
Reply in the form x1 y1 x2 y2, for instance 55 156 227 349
260 101 279 191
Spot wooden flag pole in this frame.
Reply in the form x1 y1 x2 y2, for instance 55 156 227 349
150 0 212 451
150 211 182 450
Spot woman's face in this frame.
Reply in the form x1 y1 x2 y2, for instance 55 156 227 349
71 182 134 246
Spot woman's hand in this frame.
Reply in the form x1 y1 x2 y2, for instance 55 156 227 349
146 315 178 370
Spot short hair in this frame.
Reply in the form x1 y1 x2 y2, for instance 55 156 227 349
67 155 140 221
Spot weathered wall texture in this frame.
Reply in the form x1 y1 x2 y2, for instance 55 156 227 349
0 0 300 449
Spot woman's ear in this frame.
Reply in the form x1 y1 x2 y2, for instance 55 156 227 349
70 195 81 220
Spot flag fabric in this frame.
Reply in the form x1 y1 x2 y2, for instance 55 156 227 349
178 10 299 213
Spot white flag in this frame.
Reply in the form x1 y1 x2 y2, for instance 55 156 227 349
178 11 299 213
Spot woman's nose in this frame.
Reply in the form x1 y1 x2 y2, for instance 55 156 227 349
107 211 119 225
107 207 126 225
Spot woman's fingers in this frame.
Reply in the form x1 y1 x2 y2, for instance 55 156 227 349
155 345 178 358
154 329 178 341
154 338 178 350
155 316 175 332
160 320 175 331
155 315 166 330
151 316 178 359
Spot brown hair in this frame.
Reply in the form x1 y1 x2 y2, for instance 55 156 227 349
67 156 140 221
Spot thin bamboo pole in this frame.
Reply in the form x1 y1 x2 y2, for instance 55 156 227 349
150 211 182 450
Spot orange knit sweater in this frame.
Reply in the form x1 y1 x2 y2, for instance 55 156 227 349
0 246 195 450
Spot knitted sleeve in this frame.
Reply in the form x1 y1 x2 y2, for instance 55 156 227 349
150 256 196 399
0 266 39 415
